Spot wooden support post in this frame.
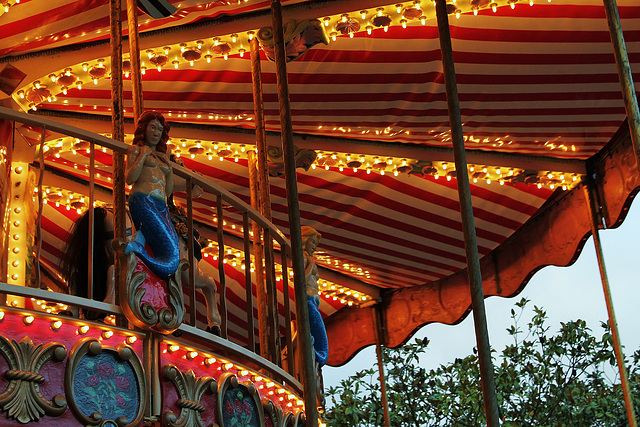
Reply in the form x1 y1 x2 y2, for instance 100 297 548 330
435 1 500 425
126 0 144 121
250 37 272 226
270 0 318 422
249 38 273 359
373 305 391 427
603 0 640 174
583 177 637 427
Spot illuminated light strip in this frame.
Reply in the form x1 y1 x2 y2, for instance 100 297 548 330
12 0 550 113
41 135 580 202
7 163 29 306
162 341 303 408
0 309 141 348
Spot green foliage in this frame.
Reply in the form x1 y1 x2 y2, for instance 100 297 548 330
325 298 640 426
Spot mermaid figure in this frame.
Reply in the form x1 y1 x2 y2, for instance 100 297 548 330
125 111 180 278
302 226 329 367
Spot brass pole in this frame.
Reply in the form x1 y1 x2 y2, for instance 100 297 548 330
248 151 270 358
435 1 500 425
110 0 127 328
126 0 144 121
143 332 155 420
603 0 640 173
583 177 637 427
373 305 391 427
270 0 317 422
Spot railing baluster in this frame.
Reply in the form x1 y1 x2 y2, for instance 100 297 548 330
280 249 293 375
216 196 228 339
186 177 196 327
263 228 281 366
0 107 298 375
34 126 46 289
88 140 95 302
243 212 255 351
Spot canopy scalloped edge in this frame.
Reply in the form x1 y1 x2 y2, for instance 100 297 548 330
325 125 639 367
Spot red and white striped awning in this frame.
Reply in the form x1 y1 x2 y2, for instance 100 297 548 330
1 0 639 362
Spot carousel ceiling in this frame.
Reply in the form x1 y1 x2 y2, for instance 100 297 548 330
1 0 639 364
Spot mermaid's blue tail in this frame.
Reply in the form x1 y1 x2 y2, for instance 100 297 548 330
307 296 328 367
126 192 180 278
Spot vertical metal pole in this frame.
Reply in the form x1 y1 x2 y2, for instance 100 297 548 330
280 249 293 374
583 178 637 427
110 0 126 328
216 197 228 339
88 142 95 301
603 0 640 173
126 0 144 121
143 332 160 420
34 128 46 289
270 0 317 422
250 36 278 362
250 37 273 225
263 228 281 365
248 151 270 358
186 179 196 327
243 212 255 351
435 1 500 425
373 305 391 427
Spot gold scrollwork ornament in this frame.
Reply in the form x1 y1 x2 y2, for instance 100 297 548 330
162 364 218 427
122 253 187 334
0 335 67 423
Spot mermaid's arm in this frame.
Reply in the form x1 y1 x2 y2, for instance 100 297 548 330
161 152 174 196
126 145 150 185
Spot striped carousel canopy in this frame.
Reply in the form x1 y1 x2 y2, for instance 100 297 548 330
0 0 638 365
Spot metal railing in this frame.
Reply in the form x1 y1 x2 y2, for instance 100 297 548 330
0 106 298 389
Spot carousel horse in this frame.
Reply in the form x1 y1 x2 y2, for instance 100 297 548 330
168 198 222 332
62 203 221 330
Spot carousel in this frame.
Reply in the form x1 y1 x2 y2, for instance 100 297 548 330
0 0 639 425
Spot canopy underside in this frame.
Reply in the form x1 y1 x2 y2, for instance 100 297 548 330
1 0 638 365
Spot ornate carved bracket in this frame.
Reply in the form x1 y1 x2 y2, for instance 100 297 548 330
263 398 283 426
265 145 317 177
0 335 67 423
121 253 187 334
162 364 217 427
258 19 329 62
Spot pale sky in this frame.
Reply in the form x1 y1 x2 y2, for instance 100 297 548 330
323 194 640 393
